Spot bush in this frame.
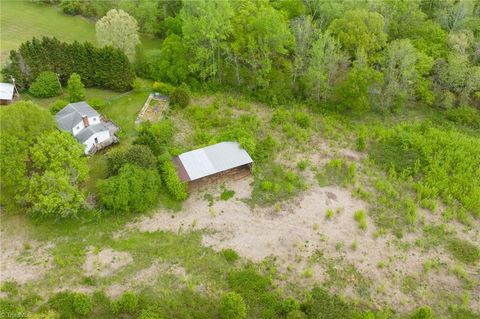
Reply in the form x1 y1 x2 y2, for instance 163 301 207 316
159 158 188 201
221 248 240 263
445 106 480 129
170 87 190 108
87 97 106 111
49 99 69 115
410 306 435 319
106 145 157 176
48 292 92 317
97 164 161 214
134 120 175 155
67 73 85 102
29 71 62 98
111 292 139 314
133 78 143 93
152 81 175 95
219 292 247 319
220 189 235 201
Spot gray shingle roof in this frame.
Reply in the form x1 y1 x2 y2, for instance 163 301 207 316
75 123 108 143
178 142 253 181
55 102 100 131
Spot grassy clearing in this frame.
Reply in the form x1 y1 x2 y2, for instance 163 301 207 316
0 1 161 65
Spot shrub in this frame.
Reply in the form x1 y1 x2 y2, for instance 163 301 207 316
354 210 367 230
134 120 175 155
152 81 175 95
67 73 85 102
326 209 334 220
445 106 480 129
87 97 106 111
219 292 247 319
169 87 190 108
111 292 139 314
29 71 61 98
72 293 93 315
106 145 157 176
133 78 143 93
97 164 161 214
159 158 188 201
221 248 240 263
49 99 68 115
410 306 435 319
48 292 92 317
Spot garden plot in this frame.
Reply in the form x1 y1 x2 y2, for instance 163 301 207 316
135 93 169 124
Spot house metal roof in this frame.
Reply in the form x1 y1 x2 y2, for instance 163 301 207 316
75 123 109 143
0 83 14 100
176 142 253 182
55 102 100 131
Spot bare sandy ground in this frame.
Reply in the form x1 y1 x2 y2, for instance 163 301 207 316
0 216 53 285
83 247 133 278
127 175 478 312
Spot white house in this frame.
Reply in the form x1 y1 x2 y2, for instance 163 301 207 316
55 101 118 154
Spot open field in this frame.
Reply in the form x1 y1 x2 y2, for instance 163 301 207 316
2 91 479 318
0 0 161 65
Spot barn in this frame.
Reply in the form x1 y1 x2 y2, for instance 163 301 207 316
173 142 253 189
0 82 17 105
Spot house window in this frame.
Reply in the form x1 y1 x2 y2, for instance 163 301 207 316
93 117 97 122
94 137 98 144
76 125 80 130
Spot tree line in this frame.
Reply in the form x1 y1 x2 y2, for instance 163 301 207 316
1 37 134 92
40 0 480 112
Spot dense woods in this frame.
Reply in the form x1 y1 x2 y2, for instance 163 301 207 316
40 0 480 112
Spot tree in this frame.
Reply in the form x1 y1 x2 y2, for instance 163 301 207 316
170 87 190 108
304 32 347 104
219 292 247 319
106 144 157 176
29 131 88 183
336 50 384 113
291 16 315 85
67 73 86 102
25 171 85 219
29 71 62 98
96 9 140 60
180 0 233 81
97 164 161 214
382 39 429 110
0 102 56 210
328 9 387 58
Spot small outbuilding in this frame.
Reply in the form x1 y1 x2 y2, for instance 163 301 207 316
0 82 18 105
173 142 253 189
55 101 119 155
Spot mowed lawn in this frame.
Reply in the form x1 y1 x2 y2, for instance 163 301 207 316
0 0 161 64
0 1 96 63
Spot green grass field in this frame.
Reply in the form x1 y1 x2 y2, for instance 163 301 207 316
0 0 160 64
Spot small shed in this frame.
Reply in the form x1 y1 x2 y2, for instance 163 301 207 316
0 83 16 105
173 142 253 189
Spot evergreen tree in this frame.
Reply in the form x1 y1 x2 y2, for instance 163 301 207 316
67 73 86 102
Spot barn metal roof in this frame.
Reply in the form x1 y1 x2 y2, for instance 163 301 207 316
177 142 253 181
0 83 14 100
